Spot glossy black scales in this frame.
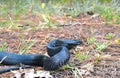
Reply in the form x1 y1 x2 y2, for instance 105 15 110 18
0 39 82 73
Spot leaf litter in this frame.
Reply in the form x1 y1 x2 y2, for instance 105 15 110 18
0 12 120 78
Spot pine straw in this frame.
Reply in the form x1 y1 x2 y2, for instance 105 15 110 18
0 13 120 78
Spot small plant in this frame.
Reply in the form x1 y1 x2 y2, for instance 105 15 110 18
42 15 51 27
63 64 83 78
115 39 120 44
106 33 113 39
0 41 7 51
42 14 58 28
62 64 82 78
87 37 96 45
95 6 114 22
94 53 101 64
113 14 120 24
87 37 110 52
19 37 37 54
95 42 110 52
75 52 90 61
62 63 75 70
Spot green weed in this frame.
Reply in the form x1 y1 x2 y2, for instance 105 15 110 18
87 37 96 45
75 52 90 61
42 14 58 28
19 36 37 54
62 63 76 70
62 64 83 78
115 39 120 44
95 42 110 52
106 33 114 39
114 14 120 24
42 15 51 27
87 37 110 52
0 41 7 51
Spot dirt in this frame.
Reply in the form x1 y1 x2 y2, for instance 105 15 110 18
0 13 120 78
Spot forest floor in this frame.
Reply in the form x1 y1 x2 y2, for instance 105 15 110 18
0 13 120 78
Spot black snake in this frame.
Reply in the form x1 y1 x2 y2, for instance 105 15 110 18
0 39 82 74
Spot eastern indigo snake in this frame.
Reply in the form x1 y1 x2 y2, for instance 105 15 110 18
0 39 82 74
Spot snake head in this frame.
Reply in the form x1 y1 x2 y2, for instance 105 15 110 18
55 39 83 49
63 39 83 45
47 39 83 57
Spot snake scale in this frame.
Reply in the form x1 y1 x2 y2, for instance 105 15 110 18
0 39 82 74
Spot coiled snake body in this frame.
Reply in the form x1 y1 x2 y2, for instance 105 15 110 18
0 39 82 74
